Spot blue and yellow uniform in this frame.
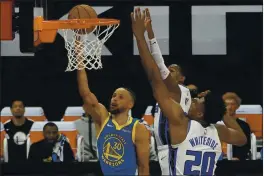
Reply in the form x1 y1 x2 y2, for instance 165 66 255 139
97 114 139 175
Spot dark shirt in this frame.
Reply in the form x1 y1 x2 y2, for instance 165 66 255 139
4 118 34 163
28 139 75 163
233 118 251 160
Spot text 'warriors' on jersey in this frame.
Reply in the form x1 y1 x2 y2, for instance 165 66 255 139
97 116 139 175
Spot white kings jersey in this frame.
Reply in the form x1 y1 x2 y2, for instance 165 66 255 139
154 85 191 175
170 120 222 176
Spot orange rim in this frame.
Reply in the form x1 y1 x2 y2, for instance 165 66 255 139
34 16 120 31
33 16 120 47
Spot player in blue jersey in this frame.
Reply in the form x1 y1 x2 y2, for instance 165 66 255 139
76 64 150 175
132 7 247 175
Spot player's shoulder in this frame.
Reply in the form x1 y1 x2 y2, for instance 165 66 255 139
3 119 11 126
98 103 109 116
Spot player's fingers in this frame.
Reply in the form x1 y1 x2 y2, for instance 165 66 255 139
137 7 141 19
134 8 138 20
130 12 135 22
142 10 146 20
146 8 151 19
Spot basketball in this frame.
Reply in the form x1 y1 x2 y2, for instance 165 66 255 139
68 4 97 34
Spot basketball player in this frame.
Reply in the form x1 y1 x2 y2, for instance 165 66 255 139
76 65 149 175
132 8 247 175
144 8 191 175
4 100 34 163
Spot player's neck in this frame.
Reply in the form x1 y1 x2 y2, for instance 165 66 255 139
112 112 130 126
12 116 26 126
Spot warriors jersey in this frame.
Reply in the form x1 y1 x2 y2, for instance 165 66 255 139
170 120 222 176
97 114 139 175
153 84 191 175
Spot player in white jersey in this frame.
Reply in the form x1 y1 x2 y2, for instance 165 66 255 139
143 8 191 175
131 8 247 175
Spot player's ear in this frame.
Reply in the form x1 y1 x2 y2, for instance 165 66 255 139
197 112 204 119
128 101 134 109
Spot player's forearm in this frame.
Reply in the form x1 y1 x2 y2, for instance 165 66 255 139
223 115 247 145
149 38 168 79
223 115 244 133
149 39 180 100
77 69 92 97
136 38 163 86
138 165 150 176
147 28 155 39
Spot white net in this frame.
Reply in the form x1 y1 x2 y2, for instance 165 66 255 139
61 23 119 71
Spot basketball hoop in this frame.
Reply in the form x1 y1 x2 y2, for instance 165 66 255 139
34 16 120 71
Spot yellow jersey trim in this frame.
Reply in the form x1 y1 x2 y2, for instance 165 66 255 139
132 120 139 144
96 113 110 139
112 116 133 130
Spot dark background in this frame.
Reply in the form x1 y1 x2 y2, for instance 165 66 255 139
0 0 262 121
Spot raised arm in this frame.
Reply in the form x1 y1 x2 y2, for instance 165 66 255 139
135 123 150 175
131 8 185 126
145 8 181 102
77 69 108 126
215 114 247 146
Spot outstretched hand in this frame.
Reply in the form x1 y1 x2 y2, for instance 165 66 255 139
144 8 155 39
131 8 146 40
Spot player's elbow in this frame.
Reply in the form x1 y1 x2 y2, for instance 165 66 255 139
236 133 247 146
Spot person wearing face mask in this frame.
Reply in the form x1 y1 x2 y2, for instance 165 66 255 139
222 92 251 160
4 100 34 163
74 110 98 161
28 122 74 163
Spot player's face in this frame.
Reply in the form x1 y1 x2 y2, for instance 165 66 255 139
11 101 25 118
44 126 59 143
110 88 133 114
224 99 238 116
168 65 185 84
188 99 204 120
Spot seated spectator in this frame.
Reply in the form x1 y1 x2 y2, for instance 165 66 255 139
28 122 74 163
74 111 98 161
4 100 34 163
223 92 251 160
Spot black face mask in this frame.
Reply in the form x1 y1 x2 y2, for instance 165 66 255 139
190 89 199 98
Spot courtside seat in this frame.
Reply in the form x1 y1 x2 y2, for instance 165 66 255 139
226 133 257 160
1 107 47 123
236 105 262 138
61 107 84 121
28 122 84 162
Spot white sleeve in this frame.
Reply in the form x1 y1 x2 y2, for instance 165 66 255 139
149 38 164 65
149 38 170 80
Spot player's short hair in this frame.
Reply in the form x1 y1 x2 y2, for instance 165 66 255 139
169 64 185 76
11 100 25 108
222 92 242 106
203 93 226 125
43 122 58 131
123 87 136 104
